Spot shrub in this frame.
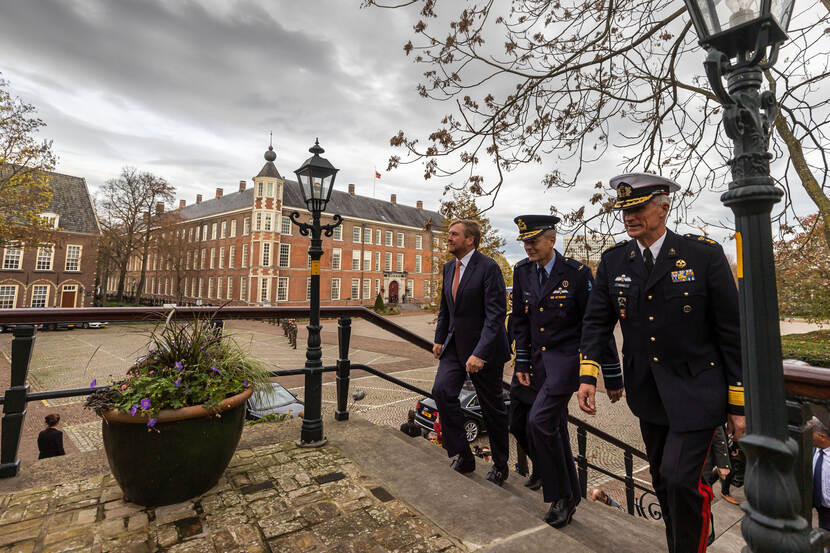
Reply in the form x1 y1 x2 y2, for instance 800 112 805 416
782 330 830 368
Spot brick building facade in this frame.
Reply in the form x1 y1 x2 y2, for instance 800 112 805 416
0 169 101 309
111 145 444 307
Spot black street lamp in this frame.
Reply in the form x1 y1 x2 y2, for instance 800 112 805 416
680 0 813 551
290 139 342 447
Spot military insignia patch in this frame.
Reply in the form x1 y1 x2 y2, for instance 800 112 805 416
668 248 676 256
614 274 632 284
675 259 687 269
562 280 569 288
629 250 636 259
517 218 527 231
671 269 695 282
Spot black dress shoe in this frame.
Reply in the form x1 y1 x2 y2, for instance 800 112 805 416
524 472 542 491
486 464 509 486
546 496 580 528
450 454 475 474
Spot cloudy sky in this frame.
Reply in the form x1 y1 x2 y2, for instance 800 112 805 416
0 0 813 263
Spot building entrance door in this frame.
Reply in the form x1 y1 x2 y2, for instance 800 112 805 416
389 280 399 304
61 285 77 308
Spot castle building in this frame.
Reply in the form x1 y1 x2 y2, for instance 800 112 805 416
113 145 444 307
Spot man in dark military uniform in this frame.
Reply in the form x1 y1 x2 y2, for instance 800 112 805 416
511 215 620 528
578 173 745 553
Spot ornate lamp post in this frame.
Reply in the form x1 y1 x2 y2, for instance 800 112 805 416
290 139 342 447
680 1 812 551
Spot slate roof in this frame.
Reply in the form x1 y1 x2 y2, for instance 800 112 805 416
178 179 443 230
256 161 282 179
0 165 100 235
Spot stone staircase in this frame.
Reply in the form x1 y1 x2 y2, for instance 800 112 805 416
328 417 676 552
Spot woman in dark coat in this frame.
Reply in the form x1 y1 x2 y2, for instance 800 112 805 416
37 413 65 459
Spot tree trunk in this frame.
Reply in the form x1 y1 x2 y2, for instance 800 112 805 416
775 113 830 250
116 259 128 302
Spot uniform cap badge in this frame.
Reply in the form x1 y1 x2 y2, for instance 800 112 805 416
517 218 527 231
675 259 687 269
617 183 632 198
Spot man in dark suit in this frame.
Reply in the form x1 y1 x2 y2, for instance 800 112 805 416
578 173 745 553
432 219 511 485
512 215 620 527
807 417 830 531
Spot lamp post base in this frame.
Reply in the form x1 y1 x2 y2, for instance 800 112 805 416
296 438 328 448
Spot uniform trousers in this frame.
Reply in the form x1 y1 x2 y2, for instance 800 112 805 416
527 389 580 504
640 421 717 553
509 395 535 470
432 342 509 468
817 506 830 532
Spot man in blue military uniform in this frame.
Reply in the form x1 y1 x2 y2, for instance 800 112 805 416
511 215 621 528
578 173 745 553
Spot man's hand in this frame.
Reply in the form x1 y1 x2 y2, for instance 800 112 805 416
466 355 485 374
432 343 443 360
717 467 730 480
727 414 746 441
517 371 531 387
578 383 597 415
608 388 624 403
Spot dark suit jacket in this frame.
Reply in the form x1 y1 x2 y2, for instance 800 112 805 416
580 230 742 432
434 249 511 365
37 427 65 459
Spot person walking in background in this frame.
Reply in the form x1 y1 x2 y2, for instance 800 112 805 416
37 413 65 459
400 409 422 437
579 173 744 553
432 219 511 485
807 416 830 531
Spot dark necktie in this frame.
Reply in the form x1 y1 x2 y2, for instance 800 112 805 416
643 248 654 275
815 450 825 508
538 266 548 288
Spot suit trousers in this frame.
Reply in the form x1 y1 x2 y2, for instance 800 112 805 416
527 390 579 503
817 506 830 532
509 396 534 467
640 421 716 553
432 342 509 468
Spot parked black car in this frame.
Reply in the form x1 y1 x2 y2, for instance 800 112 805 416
414 385 511 442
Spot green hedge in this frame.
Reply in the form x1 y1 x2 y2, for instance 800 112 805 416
781 330 830 368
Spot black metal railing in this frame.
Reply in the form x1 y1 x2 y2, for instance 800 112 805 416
0 304 658 520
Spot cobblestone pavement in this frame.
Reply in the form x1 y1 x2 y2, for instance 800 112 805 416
0 439 464 553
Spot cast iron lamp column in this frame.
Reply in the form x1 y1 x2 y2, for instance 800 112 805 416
289 139 341 447
681 0 816 550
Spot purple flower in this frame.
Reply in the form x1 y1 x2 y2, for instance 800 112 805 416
140 398 151 410
89 379 97 388
147 418 157 428
174 361 183 371
130 404 138 416
211 366 220 373
174 379 181 387
243 379 248 388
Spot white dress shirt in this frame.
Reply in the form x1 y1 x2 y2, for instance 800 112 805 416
454 249 475 284
637 229 668 261
813 447 830 508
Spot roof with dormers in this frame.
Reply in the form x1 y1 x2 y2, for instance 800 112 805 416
177 180 443 230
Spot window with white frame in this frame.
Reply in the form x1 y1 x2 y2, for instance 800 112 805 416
226 277 233 300
264 213 272 231
255 213 262 231
267 181 274 197
257 182 264 196
279 243 290 268
396 253 404 272
208 278 214 298
281 215 291 235
244 217 251 235
406 279 414 299
353 226 361 243
262 242 271 266
229 246 235 268
363 250 371 270
189 227 195 242
65 245 82 271
220 221 227 239
384 231 392 246
433 236 439 247
31 285 49 308
332 248 342 270
201 249 207 269
352 250 360 270
333 225 342 241
210 248 216 269
36 246 53 271
0 285 17 308
219 247 225 268
230 219 237 237
202 225 208 240
277 277 289 302
261 277 270 302
199 278 204 297
351 278 360 299
186 250 192 270
416 235 423 249
331 278 341 300
374 279 380 296
384 252 392 272
306 278 312 300
242 244 249 267
397 232 404 248
374 251 381 271
41 212 60 229
376 229 381 245
211 222 217 240
363 228 372 244
3 246 22 270
362 278 371 300
425 280 431 298
240 278 247 302
217 278 222 299
415 255 422 273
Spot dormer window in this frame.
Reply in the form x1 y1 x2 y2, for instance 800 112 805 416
41 212 60 229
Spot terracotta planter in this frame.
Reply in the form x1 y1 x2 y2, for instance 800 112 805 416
100 387 253 507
